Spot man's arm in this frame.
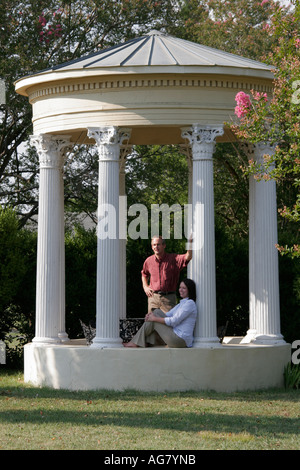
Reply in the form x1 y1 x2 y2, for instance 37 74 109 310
141 274 153 297
185 235 193 261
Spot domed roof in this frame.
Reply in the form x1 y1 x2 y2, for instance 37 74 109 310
51 30 272 72
15 30 273 97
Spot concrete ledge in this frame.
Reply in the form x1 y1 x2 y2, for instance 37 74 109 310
24 340 291 393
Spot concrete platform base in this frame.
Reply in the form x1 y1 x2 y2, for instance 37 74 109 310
24 339 291 393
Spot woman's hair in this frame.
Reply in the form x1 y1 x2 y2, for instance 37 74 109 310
181 278 196 301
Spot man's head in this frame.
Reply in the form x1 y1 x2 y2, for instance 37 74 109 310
151 236 166 258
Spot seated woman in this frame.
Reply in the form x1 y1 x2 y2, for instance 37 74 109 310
123 278 197 348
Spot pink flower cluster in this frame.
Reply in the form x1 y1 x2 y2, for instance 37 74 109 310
234 91 251 118
38 11 62 43
252 91 268 102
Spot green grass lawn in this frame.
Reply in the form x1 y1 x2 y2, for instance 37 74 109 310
0 369 299 450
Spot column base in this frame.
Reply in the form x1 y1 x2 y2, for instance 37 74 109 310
32 336 63 345
192 336 222 348
58 332 70 343
90 337 123 348
251 334 286 345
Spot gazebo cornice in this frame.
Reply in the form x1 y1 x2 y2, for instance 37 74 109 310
15 65 274 97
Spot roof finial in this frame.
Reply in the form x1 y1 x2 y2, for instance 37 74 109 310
146 30 166 36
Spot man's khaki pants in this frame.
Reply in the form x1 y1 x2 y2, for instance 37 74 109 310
148 292 176 313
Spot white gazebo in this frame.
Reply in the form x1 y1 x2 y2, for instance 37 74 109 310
15 31 290 392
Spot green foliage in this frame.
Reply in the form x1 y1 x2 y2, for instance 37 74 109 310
284 362 300 390
2 305 32 369
215 223 249 336
0 207 36 367
0 207 27 317
177 0 278 61
65 225 97 338
228 2 300 256
278 248 300 345
213 143 249 237
0 0 178 225
126 145 189 207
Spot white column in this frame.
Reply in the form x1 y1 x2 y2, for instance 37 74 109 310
30 134 71 344
119 146 132 320
242 143 257 342
87 127 131 347
179 144 193 278
181 125 224 347
243 143 285 344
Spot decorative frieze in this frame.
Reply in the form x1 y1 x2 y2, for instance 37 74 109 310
29 78 273 103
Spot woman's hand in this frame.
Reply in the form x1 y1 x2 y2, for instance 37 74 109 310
145 311 154 321
145 312 165 324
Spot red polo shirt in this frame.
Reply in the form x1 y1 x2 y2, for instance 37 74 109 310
141 253 189 292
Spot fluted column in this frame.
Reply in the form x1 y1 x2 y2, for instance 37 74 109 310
88 127 131 347
30 134 71 344
179 144 193 278
181 125 224 347
119 145 132 320
243 143 285 344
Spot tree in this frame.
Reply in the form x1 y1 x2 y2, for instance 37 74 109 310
0 0 178 226
176 0 279 61
229 1 300 257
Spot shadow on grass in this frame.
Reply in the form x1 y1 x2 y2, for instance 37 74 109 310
0 367 299 401
1 370 300 438
0 407 299 437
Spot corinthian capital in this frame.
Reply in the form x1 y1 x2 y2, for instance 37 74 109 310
181 125 224 144
88 127 131 161
241 142 277 168
30 134 72 169
181 125 224 160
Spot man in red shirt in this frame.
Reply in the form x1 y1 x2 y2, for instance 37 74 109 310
141 236 193 312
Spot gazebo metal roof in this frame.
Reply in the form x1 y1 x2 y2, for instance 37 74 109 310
50 30 273 71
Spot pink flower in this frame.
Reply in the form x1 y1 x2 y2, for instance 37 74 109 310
39 15 47 26
235 91 251 118
252 91 268 102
